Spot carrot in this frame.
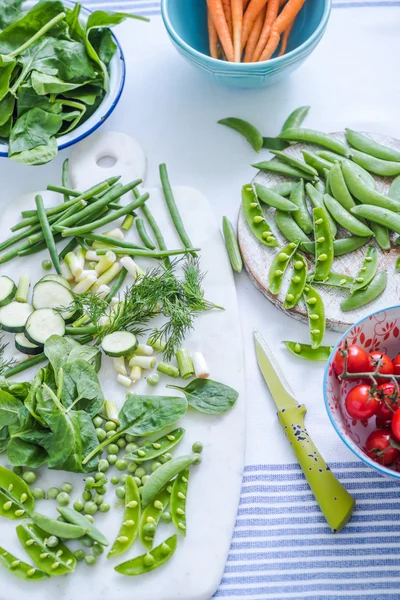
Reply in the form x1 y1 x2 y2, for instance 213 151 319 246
251 0 280 62
241 0 268 50
206 0 234 61
243 6 265 62
208 9 219 58
231 0 243 62
222 0 233 34
277 19 294 56
258 0 306 61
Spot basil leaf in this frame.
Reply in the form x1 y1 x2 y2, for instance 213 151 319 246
119 395 188 436
0 390 23 427
167 379 239 415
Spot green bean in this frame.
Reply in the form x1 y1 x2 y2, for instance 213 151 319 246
108 476 140 558
308 271 353 289
255 183 299 212
283 253 307 309
104 267 127 303
135 217 156 250
274 211 311 245
351 204 400 234
159 164 195 256
62 158 69 202
302 150 333 176
268 241 299 295
279 128 350 157
328 162 356 212
170 469 189 535
140 487 171 549
57 506 109 546
289 180 312 234
323 194 373 237
350 246 378 294
47 176 120 201
31 512 88 539
18 234 63 257
137 188 171 267
346 129 400 162
222 217 243 273
313 207 334 280
141 454 200 507
341 271 387 312
270 182 297 196
82 232 145 251
0 466 35 519
342 160 400 212
303 285 325 349
269 150 319 178
16 523 76 576
35 195 62 274
0 546 48 580
125 429 185 464
368 222 390 251
389 175 400 202
262 137 289 151
281 106 310 132
305 183 337 237
115 534 178 576
95 247 199 258
12 198 87 232
218 117 263 152
351 149 400 176
252 159 315 181
283 341 333 361
242 184 278 247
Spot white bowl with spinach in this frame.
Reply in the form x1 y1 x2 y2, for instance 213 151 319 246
0 0 146 166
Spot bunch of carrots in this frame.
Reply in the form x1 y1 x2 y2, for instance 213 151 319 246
207 0 307 63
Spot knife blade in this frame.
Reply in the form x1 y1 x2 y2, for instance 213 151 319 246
254 331 355 533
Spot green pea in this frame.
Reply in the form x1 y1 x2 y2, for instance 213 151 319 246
81 535 94 548
160 511 172 523
108 454 118 465
160 453 172 464
107 444 119 455
126 443 138 453
116 486 126 500
94 494 104 506
119 475 128 485
116 460 127 472
47 487 59 500
46 536 59 548
42 259 52 271
93 543 104 556
95 428 107 442
150 461 162 473
97 485 107 495
82 490 92 502
85 477 95 489
84 502 98 516
268 241 300 295
93 416 103 428
95 472 105 482
133 477 142 487
56 492 70 506
125 434 136 443
127 462 138 473
61 483 72 494
12 466 23 476
22 471 36 485
84 555 96 566
74 549 85 561
117 438 126 449
135 467 146 478
106 430 116 439
73 499 84 512
99 503 110 513
111 476 120 485
32 488 45 500
192 442 203 454
105 421 117 432
98 459 109 473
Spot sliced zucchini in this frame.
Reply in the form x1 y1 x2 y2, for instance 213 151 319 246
40 274 71 289
101 331 138 357
0 275 16 307
32 281 76 320
0 302 33 332
15 332 43 356
25 308 65 345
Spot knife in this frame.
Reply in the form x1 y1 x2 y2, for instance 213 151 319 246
254 331 355 533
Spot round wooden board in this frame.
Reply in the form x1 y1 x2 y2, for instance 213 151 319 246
238 132 400 332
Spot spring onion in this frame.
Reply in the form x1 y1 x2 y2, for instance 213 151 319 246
192 351 210 379
128 356 156 370
176 348 194 379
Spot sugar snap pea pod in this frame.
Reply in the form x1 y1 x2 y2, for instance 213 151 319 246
0 465 34 519
323 194 374 237
323 169 332 194
283 341 333 361
342 160 400 211
303 285 325 349
313 207 334 280
316 152 377 189
218 117 263 152
396 256 400 270
315 150 343 164
351 149 400 176
368 221 390 251
255 183 299 212
305 183 337 238
269 150 319 178
141 454 200 507
57 506 109 546
351 204 400 234
289 180 313 234
341 271 387 312
274 211 311 245
314 179 326 195
346 129 400 162
350 246 378 294
328 162 356 212
302 150 333 177
270 182 297 196
0 546 48 581
262 137 290 151
115 534 178 576
16 522 76 576
125 428 185 464
139 487 171 549
31 512 88 540
268 242 300 295
170 469 189 535
242 184 278 247
281 105 310 133
283 254 307 309
252 160 315 181
308 271 353 289
108 476 140 558
301 236 370 257
222 217 242 273
279 128 350 157
389 175 400 202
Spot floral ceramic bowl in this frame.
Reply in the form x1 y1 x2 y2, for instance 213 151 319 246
324 305 400 479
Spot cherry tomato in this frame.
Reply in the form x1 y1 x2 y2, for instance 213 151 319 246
345 384 379 420
375 382 400 421
365 429 400 465
393 353 400 375
392 409 400 442
333 344 371 377
369 352 394 385
376 417 392 429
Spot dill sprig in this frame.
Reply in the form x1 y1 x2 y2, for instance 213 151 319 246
0 333 15 375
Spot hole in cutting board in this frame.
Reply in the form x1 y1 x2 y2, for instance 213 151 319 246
97 155 117 168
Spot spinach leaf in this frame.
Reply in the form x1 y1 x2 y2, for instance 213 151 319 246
62 83 102 106
0 427 9 453
0 0 23 30
7 438 48 468
0 377 30 401
60 359 104 416
119 395 187 436
167 379 239 415
0 93 14 126
65 3 85 42
0 116 11 138
9 107 62 155
8 405 48 445
31 71 90 95
0 56 17 101
44 335 101 375
24 368 47 425
17 81 51 116
0 389 23 427
11 136 58 165
89 28 116 67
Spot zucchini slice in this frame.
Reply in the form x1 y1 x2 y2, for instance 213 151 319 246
32 281 75 321
0 276 16 307
40 274 71 289
101 331 138 357
25 309 65 345
15 332 43 355
0 302 33 333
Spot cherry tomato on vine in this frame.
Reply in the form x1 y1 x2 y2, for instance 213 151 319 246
345 384 379 420
375 382 400 421
376 417 392 429
365 429 400 465
333 344 371 377
369 352 394 385
391 410 400 442
393 353 400 376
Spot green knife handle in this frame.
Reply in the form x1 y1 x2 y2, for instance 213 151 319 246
278 404 355 532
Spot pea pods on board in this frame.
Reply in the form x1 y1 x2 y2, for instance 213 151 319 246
283 341 333 362
346 129 400 162
283 254 308 309
303 285 325 350
268 242 300 295
313 207 334 281
242 184 278 247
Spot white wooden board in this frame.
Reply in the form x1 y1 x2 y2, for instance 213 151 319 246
0 132 245 600
238 132 400 332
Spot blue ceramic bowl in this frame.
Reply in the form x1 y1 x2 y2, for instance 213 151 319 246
161 0 331 89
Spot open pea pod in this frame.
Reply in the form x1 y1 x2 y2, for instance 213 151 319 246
170 469 190 536
268 241 300 295
283 254 308 309
115 534 178 576
0 546 48 581
125 428 185 464
16 522 76 576
350 246 378 294
108 476 141 558
139 487 171 549
242 184 278 248
303 285 325 349
313 207 334 281
0 465 34 520
283 341 333 362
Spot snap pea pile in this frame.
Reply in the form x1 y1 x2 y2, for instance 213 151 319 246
221 106 400 360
